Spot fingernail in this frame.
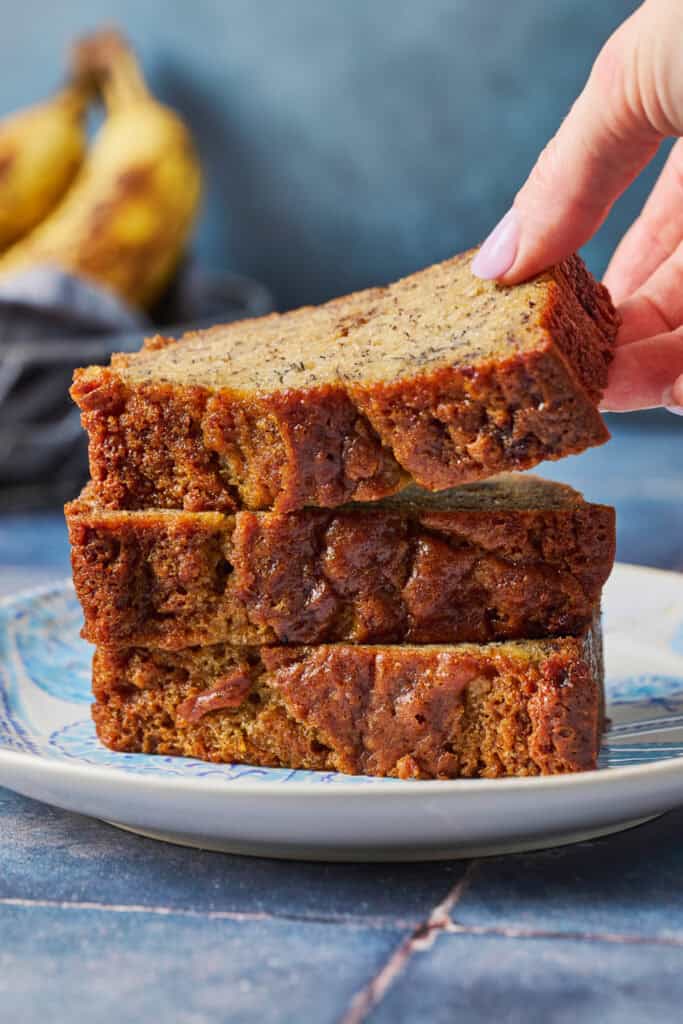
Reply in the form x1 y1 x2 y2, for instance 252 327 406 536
471 208 520 280
665 406 683 416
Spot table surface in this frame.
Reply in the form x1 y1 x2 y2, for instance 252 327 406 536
1 412 682 1024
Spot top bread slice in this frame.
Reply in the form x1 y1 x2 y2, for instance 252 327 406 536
71 250 618 513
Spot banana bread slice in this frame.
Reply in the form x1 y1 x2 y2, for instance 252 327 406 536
92 618 603 778
71 250 617 513
66 474 615 649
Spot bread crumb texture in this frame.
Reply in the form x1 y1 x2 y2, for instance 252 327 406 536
68 474 615 649
92 620 604 779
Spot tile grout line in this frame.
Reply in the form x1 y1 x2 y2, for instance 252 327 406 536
444 921 683 948
4 894 682 952
338 861 683 1024
0 896 413 931
0 897 271 922
337 861 480 1024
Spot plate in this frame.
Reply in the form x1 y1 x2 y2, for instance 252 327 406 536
1 563 683 861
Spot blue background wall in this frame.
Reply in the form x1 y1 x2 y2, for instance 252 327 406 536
1 0 659 309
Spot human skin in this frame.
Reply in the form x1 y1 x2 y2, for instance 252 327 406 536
471 0 683 413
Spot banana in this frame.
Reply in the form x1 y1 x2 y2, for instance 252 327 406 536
0 30 202 310
0 85 88 249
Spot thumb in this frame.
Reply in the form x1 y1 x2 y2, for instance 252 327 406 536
472 5 669 284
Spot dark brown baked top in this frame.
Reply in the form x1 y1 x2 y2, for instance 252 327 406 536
92 618 604 779
67 474 615 648
71 251 618 512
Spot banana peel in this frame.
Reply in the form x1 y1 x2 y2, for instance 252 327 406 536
0 85 88 249
0 30 202 310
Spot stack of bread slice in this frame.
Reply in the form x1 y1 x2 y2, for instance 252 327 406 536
67 250 618 778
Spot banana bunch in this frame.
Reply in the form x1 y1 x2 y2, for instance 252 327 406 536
0 85 89 249
0 29 202 310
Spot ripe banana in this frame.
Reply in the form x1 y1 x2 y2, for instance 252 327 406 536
0 30 202 310
0 85 88 249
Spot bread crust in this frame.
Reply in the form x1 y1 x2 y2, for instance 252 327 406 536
91 621 603 778
66 476 615 649
71 252 618 512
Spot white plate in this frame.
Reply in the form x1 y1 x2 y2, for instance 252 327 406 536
1 563 683 861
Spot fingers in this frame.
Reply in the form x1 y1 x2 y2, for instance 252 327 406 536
615 238 683 346
468 0 683 414
606 178 683 412
604 139 683 304
472 5 666 283
616 294 672 347
600 329 683 411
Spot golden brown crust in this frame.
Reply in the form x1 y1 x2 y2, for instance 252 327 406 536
71 252 617 512
66 476 615 649
91 622 603 778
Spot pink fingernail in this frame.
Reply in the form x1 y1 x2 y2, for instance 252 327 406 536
471 208 520 280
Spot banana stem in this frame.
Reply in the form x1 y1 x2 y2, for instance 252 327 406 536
72 29 151 112
101 48 150 111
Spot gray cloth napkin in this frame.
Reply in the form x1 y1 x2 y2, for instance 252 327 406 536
0 263 274 501
0 268 147 490
0 266 148 344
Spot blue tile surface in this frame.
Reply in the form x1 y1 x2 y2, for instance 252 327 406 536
370 933 683 1024
455 809 683 940
538 414 683 569
0 904 401 1024
0 789 462 926
0 514 71 572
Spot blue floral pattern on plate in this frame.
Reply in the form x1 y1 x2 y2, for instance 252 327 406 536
1 580 683 782
9 587 91 704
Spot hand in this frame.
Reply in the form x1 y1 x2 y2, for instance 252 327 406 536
471 0 683 413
